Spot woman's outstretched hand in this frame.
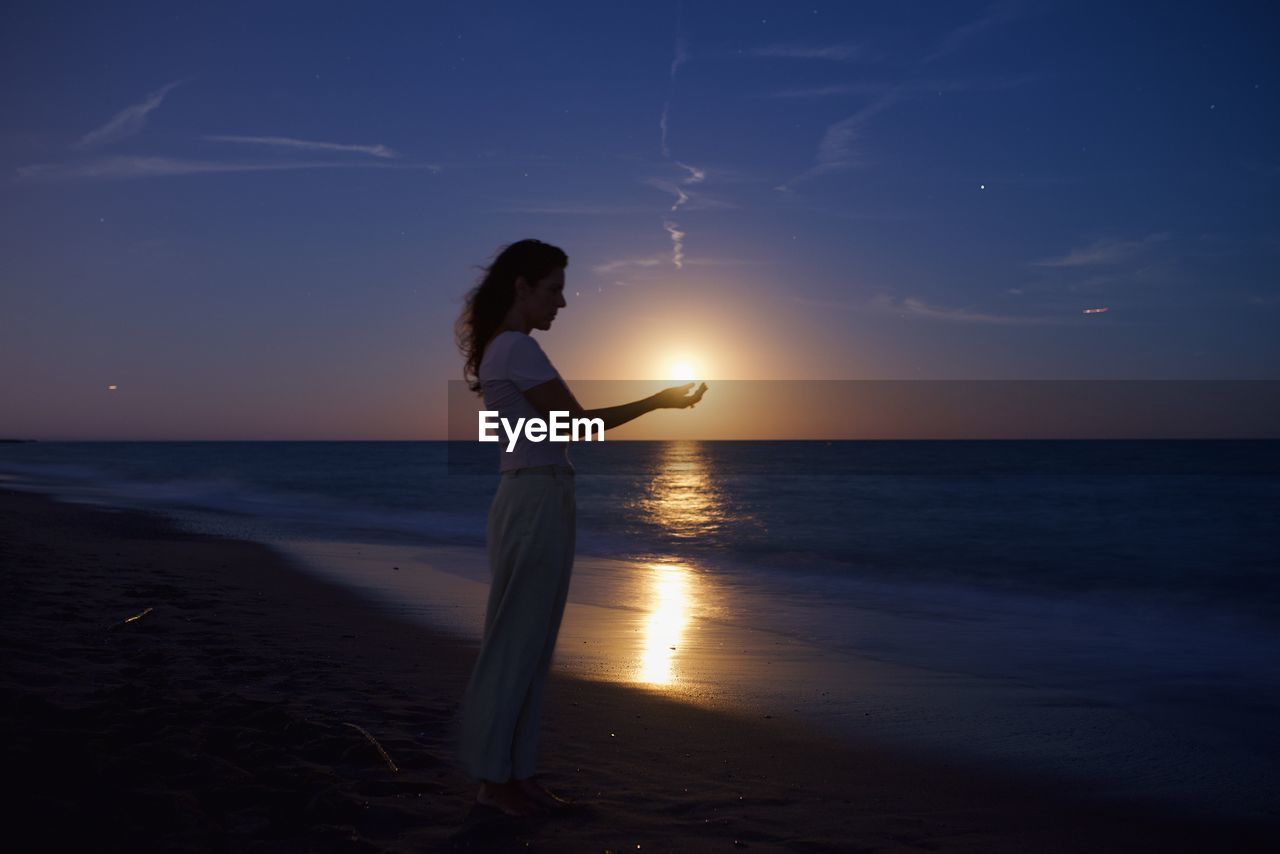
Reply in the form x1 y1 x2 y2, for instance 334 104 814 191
652 382 709 410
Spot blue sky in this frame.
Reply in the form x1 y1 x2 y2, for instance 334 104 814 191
1 1 1277 439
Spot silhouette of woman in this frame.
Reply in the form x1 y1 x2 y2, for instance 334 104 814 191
455 238 706 815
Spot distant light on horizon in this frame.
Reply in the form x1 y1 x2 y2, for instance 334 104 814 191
1083 307 1110 314
107 384 118 390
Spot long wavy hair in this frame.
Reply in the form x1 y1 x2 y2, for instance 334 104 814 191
457 238 569 393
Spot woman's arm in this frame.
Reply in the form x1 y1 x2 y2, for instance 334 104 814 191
522 379 707 431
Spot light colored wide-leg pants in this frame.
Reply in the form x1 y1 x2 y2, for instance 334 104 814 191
459 467 576 782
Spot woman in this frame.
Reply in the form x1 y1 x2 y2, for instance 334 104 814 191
455 238 706 816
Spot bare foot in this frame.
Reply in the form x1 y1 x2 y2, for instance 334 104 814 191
476 780 540 817
516 777 574 810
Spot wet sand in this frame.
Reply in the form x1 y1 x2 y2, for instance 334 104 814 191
278 537 1280 818
2 487 1275 852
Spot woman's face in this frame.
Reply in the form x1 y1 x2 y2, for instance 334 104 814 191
520 268 567 331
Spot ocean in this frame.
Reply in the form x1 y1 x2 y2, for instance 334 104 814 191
3 440 1279 816
3 440 1277 614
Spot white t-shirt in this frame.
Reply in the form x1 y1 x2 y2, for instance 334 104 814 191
479 330 572 472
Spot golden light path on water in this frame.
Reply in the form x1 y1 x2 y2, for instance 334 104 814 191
632 441 725 687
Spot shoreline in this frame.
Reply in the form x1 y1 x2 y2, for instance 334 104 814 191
276 537 1280 818
2 487 1276 851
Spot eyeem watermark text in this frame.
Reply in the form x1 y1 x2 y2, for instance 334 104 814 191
479 411 605 451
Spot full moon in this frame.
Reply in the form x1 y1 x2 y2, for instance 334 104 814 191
670 361 697 382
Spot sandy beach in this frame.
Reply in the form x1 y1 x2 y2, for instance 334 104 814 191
2 487 1275 852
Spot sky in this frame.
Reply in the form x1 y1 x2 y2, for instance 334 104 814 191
1 0 1278 440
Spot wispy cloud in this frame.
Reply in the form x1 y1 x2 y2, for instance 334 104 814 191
660 6 698 270
204 135 398 158
595 254 759 277
1032 234 1170 268
15 156 438 182
763 5 1040 197
649 161 710 213
776 91 899 192
664 220 685 269
644 177 733 212
74 80 184 150
873 295 1062 325
670 185 688 210
592 256 667 274
747 43 868 62
675 161 705 183
764 74 1038 100
660 101 671 158
670 6 688 81
924 2 1024 63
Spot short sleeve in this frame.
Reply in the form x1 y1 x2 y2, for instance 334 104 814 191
505 334 559 391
